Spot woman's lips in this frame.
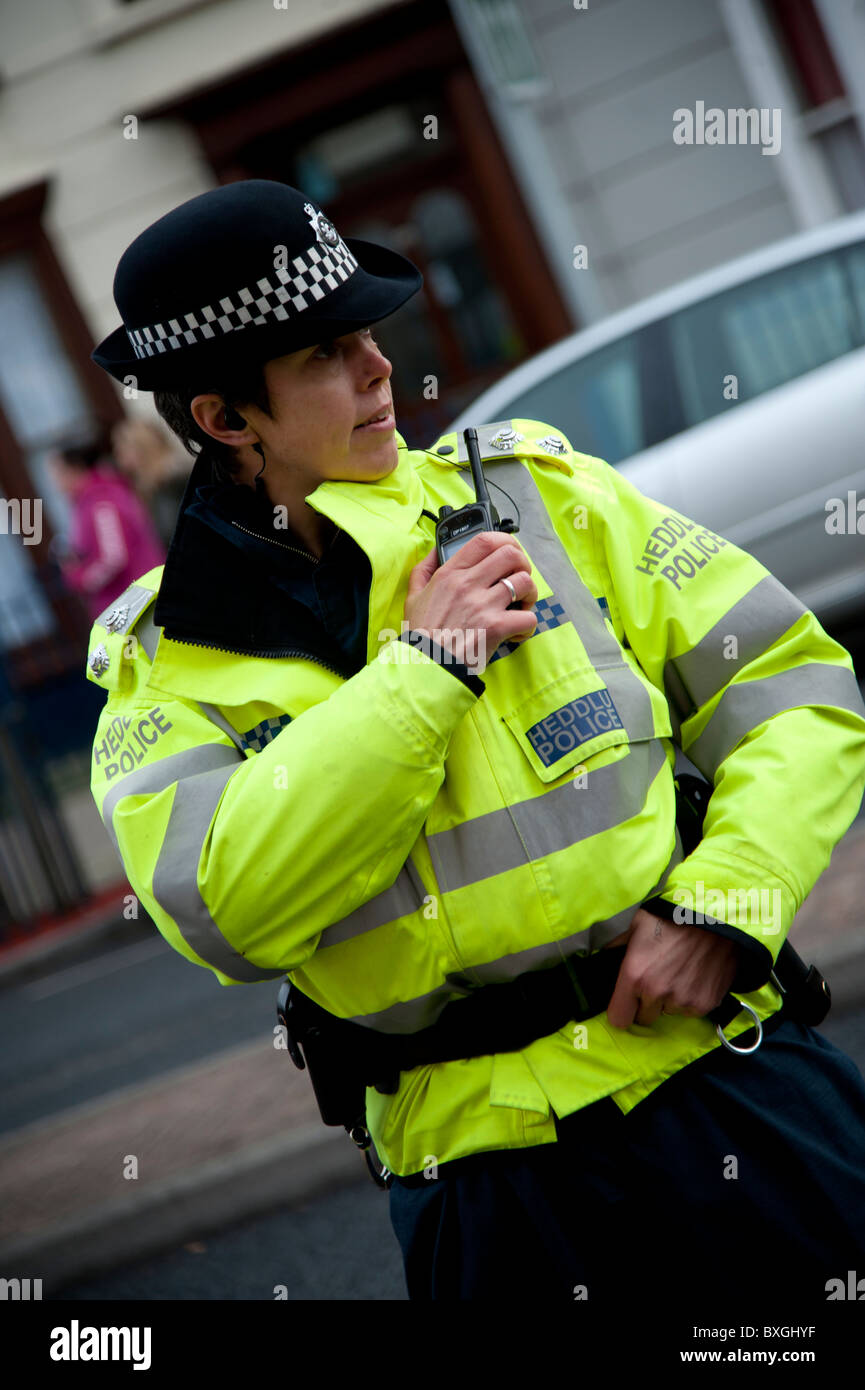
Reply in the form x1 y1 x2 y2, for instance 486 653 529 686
354 410 394 432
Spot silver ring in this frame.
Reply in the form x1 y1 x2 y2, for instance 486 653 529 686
500 576 517 603
716 1000 763 1054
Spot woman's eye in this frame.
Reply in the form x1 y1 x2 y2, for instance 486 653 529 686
312 329 375 360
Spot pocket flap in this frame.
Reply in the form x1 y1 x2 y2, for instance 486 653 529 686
502 672 633 783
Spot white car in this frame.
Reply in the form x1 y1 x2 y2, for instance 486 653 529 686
448 211 865 628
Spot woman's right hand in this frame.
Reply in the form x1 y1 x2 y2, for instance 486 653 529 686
404 530 539 670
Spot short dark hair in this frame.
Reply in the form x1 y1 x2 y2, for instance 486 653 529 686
153 362 274 486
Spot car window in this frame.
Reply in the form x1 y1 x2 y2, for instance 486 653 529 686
494 336 644 465
667 249 862 428
844 241 865 338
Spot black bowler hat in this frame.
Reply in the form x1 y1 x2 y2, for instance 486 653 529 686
91 179 423 391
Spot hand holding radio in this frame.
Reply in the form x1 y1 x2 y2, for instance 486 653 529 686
404 426 539 666
404 530 539 663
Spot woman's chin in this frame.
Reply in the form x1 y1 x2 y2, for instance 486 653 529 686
349 438 399 477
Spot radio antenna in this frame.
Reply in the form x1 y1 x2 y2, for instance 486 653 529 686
463 428 490 507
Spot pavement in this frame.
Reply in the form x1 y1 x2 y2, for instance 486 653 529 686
1 814 864 1295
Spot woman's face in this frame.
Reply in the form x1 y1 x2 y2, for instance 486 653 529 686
257 326 399 493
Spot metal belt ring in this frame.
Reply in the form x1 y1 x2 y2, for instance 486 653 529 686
716 1000 763 1054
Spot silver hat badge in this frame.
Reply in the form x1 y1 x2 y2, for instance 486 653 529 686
304 203 341 251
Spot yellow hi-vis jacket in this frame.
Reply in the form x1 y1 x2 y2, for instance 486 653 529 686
85 419 865 1176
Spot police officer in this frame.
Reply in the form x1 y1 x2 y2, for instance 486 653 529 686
88 179 865 1306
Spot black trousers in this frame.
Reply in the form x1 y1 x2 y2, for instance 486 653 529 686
388 1018 865 1304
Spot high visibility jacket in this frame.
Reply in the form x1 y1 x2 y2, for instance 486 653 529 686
85 419 865 1176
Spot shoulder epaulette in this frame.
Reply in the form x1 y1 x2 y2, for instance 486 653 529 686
425 418 575 472
85 568 163 690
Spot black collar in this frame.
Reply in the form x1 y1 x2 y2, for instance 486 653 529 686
152 450 356 673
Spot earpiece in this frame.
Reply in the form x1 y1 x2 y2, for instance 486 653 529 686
223 406 246 431
252 439 267 492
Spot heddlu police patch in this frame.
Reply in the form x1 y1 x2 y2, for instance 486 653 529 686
526 688 623 767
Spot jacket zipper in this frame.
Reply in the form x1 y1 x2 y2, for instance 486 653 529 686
165 632 348 677
167 521 349 673
230 518 319 564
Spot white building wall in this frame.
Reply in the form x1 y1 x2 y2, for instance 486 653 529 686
519 0 802 313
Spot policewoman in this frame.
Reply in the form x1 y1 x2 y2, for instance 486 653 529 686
87 179 865 1305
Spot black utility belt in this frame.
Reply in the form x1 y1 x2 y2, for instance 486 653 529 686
277 935 831 1130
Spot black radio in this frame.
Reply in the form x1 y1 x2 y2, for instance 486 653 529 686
435 428 520 607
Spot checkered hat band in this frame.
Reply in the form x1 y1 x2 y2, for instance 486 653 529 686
125 237 359 360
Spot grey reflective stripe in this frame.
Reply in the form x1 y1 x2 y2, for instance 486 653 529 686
151 763 283 983
350 979 471 1033
197 701 248 755
447 899 636 987
349 817 685 1032
134 612 160 662
479 457 657 741
428 737 667 893
322 772 682 955
95 582 156 634
101 743 241 844
662 662 691 744
101 741 282 984
319 857 426 949
688 662 865 778
663 575 808 724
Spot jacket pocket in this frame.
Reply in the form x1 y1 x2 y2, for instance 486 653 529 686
501 667 638 784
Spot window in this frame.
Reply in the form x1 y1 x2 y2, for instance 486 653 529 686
667 250 862 429
0 252 99 653
764 0 865 212
411 189 522 372
843 241 865 339
499 336 645 465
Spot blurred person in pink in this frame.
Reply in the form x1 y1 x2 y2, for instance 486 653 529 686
48 437 166 621
111 415 191 548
